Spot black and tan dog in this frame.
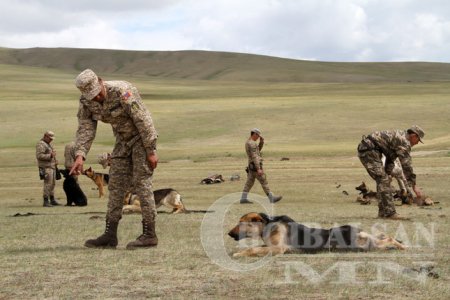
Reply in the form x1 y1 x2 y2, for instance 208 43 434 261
355 181 378 205
122 188 186 214
83 167 110 198
228 212 406 257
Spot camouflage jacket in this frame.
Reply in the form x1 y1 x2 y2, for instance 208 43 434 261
366 130 416 186
246 139 264 170
74 81 158 159
36 139 56 168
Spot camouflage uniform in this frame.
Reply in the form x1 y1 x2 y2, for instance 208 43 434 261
74 80 158 223
64 141 76 170
357 130 417 217
243 138 271 194
36 137 56 200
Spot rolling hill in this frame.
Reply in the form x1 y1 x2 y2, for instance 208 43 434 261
1 47 450 82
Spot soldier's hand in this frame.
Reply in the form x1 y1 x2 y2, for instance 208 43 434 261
147 152 158 170
259 136 264 142
69 156 84 176
257 169 264 176
51 151 56 157
413 186 422 199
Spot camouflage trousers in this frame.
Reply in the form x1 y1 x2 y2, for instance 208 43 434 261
107 140 156 223
358 147 396 217
43 167 56 198
243 170 271 195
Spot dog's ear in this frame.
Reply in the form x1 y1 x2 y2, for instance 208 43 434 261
258 213 271 223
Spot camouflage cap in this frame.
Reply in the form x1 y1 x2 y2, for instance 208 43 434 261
44 130 55 140
251 128 261 136
408 125 425 143
75 69 102 100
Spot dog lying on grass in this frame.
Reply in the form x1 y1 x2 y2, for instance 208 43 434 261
228 212 406 257
122 188 186 214
355 181 379 205
355 181 435 206
83 167 109 198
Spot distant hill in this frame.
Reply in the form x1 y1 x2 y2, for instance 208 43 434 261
1 47 450 82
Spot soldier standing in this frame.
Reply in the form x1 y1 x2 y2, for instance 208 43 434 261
70 69 159 249
357 125 424 220
240 128 282 204
36 131 61 207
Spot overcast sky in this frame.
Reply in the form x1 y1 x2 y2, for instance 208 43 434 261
1 0 450 62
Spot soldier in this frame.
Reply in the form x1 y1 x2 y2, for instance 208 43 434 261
36 131 61 207
70 69 158 249
357 125 424 220
240 128 282 204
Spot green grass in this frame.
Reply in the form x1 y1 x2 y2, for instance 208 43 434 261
0 63 449 299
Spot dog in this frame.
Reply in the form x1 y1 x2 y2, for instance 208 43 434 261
83 167 109 198
356 181 414 205
382 156 408 192
228 212 406 257
59 169 87 206
355 181 379 205
122 188 186 214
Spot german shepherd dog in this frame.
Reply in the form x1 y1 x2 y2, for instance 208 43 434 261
59 169 87 206
228 212 406 257
83 167 109 198
355 181 378 205
122 188 186 214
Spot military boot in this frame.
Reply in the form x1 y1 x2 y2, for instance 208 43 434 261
268 192 282 203
126 220 158 250
240 192 253 204
43 196 52 207
84 219 119 249
50 195 61 206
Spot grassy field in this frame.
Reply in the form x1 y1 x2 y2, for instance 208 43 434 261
0 63 449 299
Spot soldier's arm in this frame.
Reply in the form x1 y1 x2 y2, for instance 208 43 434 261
36 143 52 161
397 147 416 187
74 101 97 159
249 142 262 170
258 137 264 151
121 88 158 156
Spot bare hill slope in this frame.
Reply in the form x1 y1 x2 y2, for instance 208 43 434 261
1 47 450 82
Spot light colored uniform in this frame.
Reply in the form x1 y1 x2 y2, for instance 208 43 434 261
36 139 56 198
64 141 76 170
243 138 271 195
74 80 158 223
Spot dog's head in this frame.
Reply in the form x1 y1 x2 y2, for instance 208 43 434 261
355 181 368 194
83 167 94 178
228 212 267 241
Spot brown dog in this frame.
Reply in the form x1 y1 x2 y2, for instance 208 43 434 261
122 188 186 214
228 212 406 257
355 181 378 205
83 167 109 198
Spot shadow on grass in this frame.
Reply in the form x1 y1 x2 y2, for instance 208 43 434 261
4 245 85 254
8 211 105 217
